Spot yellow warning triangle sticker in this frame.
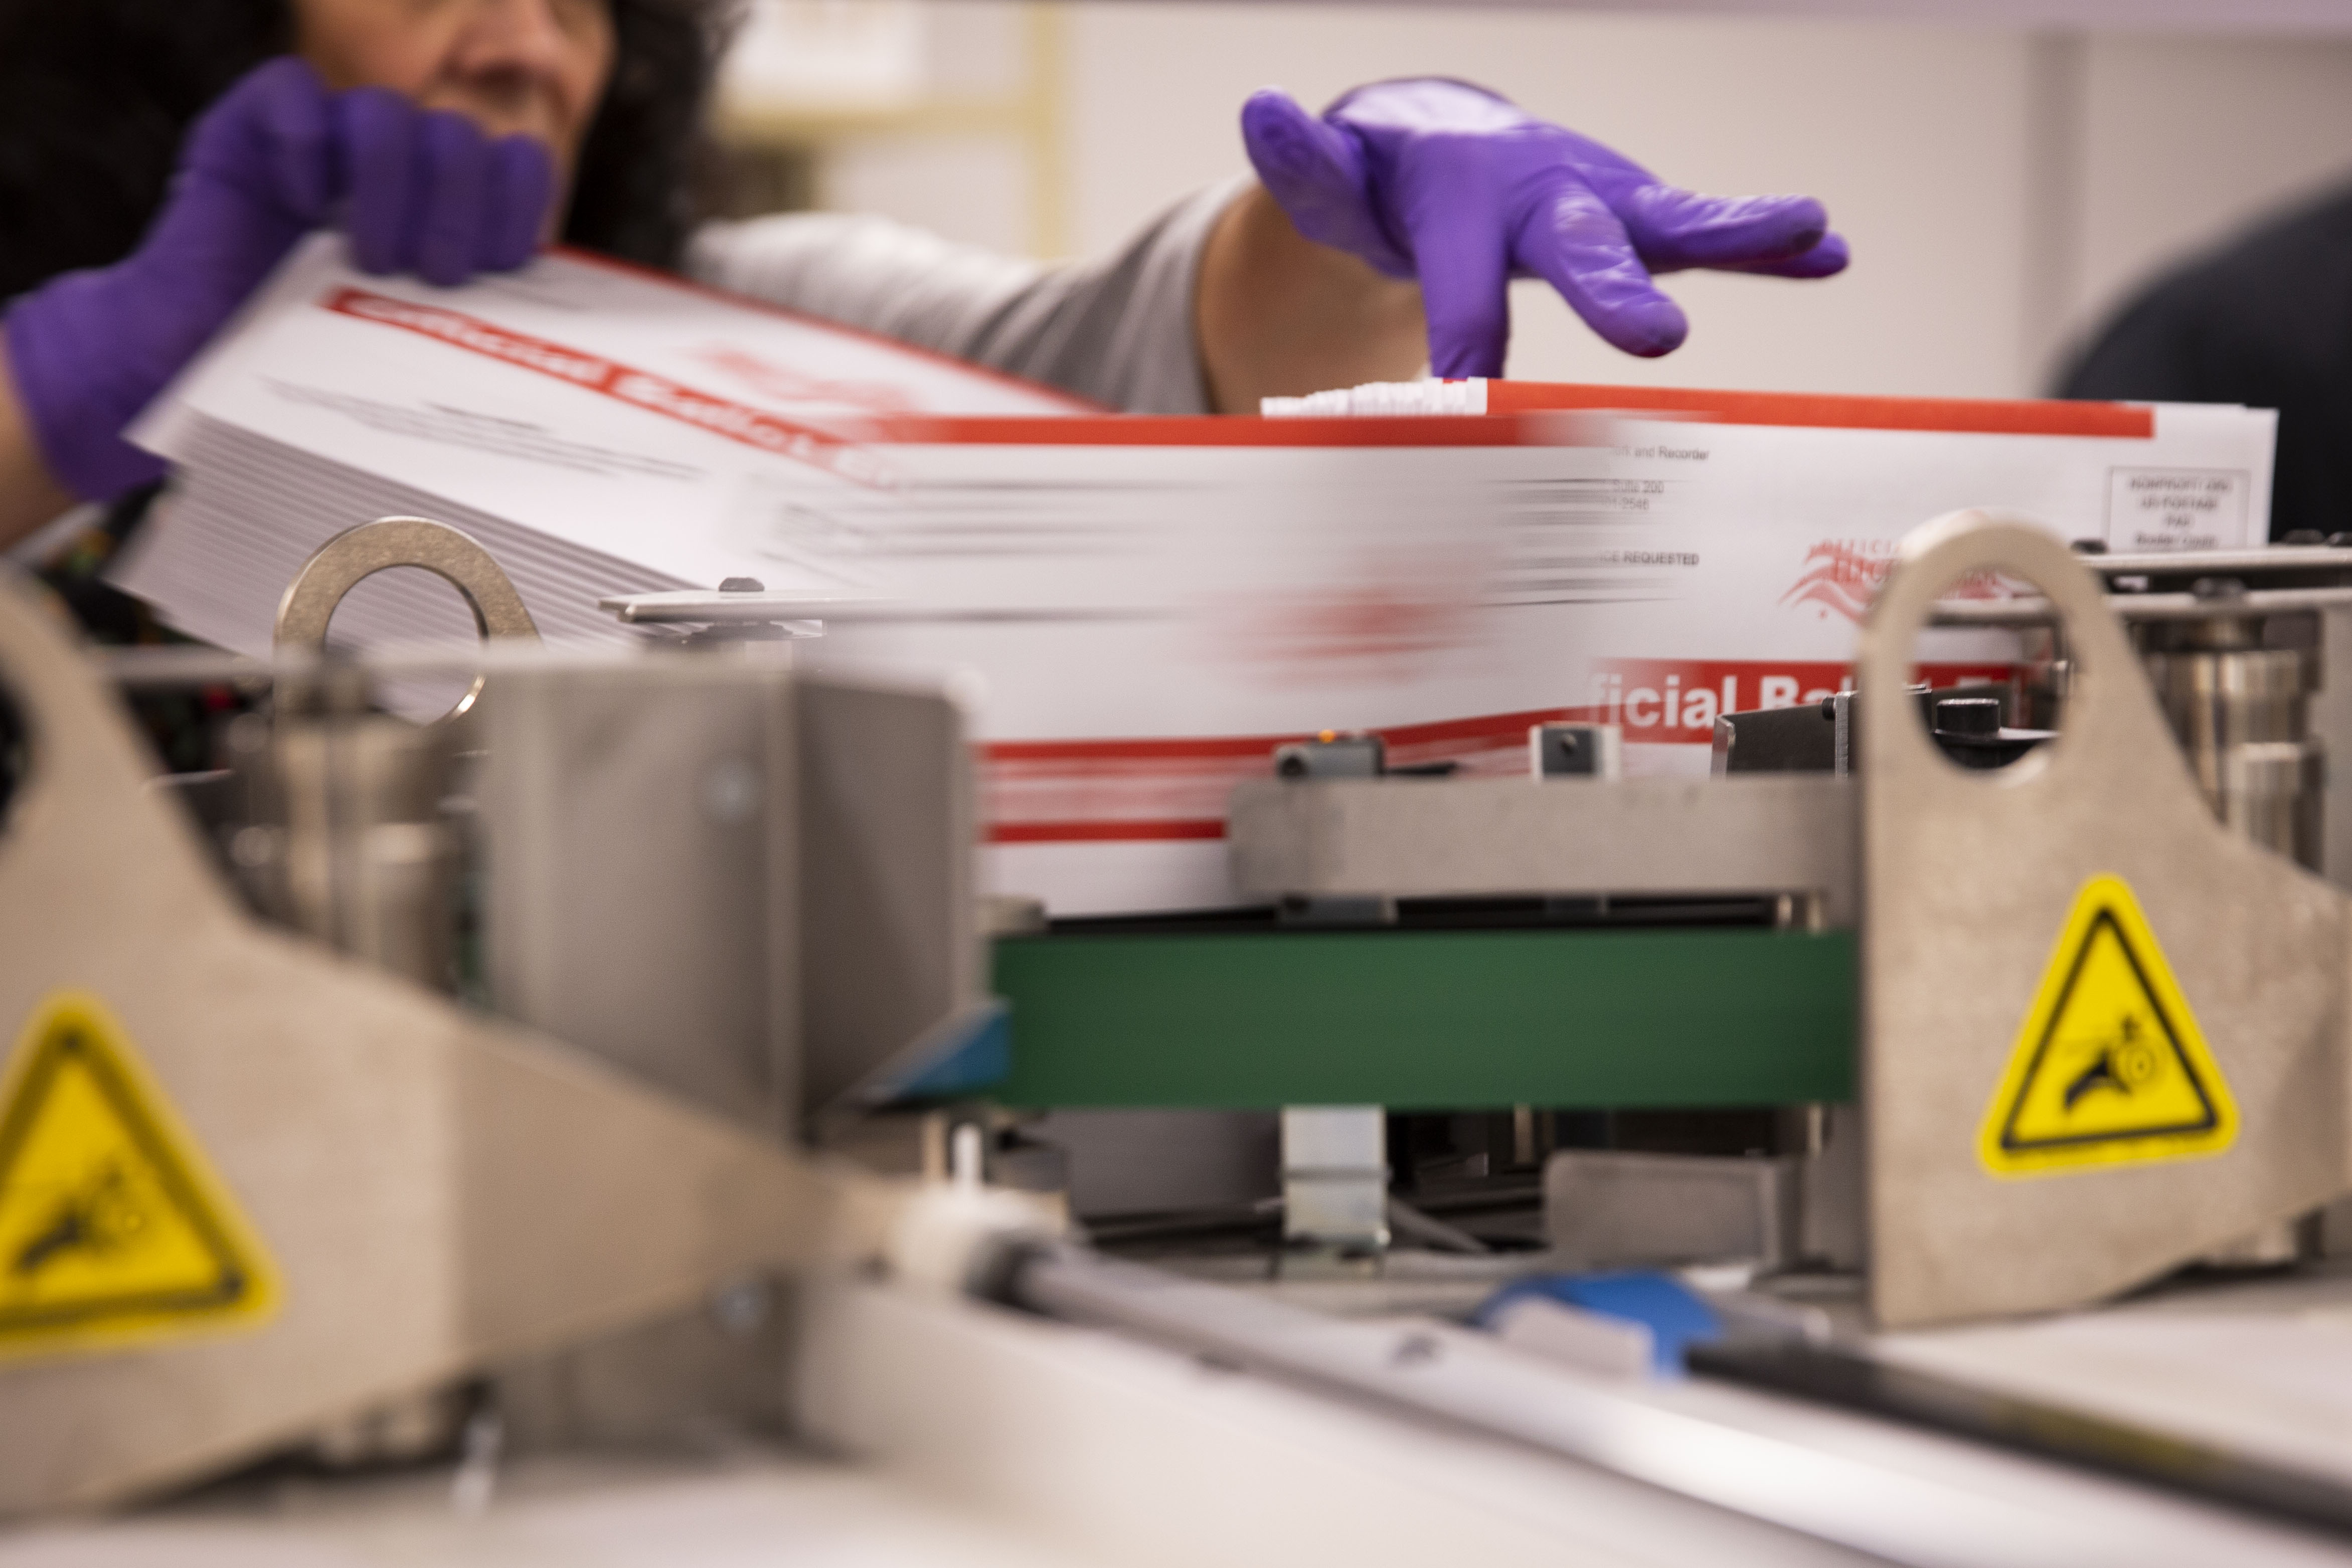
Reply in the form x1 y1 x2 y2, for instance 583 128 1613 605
1979 875 2238 1177
0 992 279 1359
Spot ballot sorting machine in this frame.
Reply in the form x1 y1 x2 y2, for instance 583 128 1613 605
13 510 2352 1562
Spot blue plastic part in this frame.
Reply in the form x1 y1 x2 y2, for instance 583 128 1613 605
888 1002 1013 1101
1473 1271 1722 1374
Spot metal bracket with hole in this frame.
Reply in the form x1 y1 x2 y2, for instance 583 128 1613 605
272 517 540 722
1859 512 2352 1326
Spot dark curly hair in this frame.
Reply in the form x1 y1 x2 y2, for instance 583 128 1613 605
0 0 725 302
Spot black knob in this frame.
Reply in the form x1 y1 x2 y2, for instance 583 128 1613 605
1933 696 2001 738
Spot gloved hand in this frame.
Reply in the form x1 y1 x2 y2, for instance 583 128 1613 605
4 58 553 502
1241 78 1849 378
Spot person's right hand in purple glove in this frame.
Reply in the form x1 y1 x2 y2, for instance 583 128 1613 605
1242 79 1849 379
3 57 553 507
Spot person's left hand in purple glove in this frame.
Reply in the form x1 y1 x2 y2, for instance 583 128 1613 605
2 58 554 513
0 0 622 546
1240 78 1849 380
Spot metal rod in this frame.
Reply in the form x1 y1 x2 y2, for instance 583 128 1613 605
1931 587 2352 626
93 640 659 691
1695 1339 2352 1545
994 1243 2165 1568
2083 548 2352 577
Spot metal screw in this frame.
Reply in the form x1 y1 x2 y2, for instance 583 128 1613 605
710 1277 773 1337
224 711 271 759
229 824 276 869
701 757 759 823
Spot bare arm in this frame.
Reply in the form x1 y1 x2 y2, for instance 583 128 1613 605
1193 184 1428 414
0 341 74 553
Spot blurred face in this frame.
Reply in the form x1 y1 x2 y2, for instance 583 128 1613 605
294 0 616 179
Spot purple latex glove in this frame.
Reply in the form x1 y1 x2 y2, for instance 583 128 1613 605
5 58 553 502
1242 79 1850 378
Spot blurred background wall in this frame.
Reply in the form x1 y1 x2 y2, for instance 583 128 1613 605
708 2 2352 399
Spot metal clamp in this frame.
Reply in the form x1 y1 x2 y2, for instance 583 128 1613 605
273 517 540 721
597 577 886 650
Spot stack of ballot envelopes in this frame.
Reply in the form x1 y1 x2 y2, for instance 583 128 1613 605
122 236 2276 914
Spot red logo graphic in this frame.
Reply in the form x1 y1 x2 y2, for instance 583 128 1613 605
1780 540 1897 623
1781 538 2031 622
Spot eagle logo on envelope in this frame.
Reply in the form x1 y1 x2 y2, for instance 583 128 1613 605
1780 539 2029 624
1779 539 1897 623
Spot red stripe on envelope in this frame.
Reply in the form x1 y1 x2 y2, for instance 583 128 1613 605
872 389 2151 448
1482 381 2155 438
321 286 884 480
991 820 1229 843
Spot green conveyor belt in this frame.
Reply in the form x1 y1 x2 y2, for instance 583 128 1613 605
990 926 1854 1110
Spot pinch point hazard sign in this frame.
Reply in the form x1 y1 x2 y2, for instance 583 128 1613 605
1979 876 2237 1177
0 993 279 1358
